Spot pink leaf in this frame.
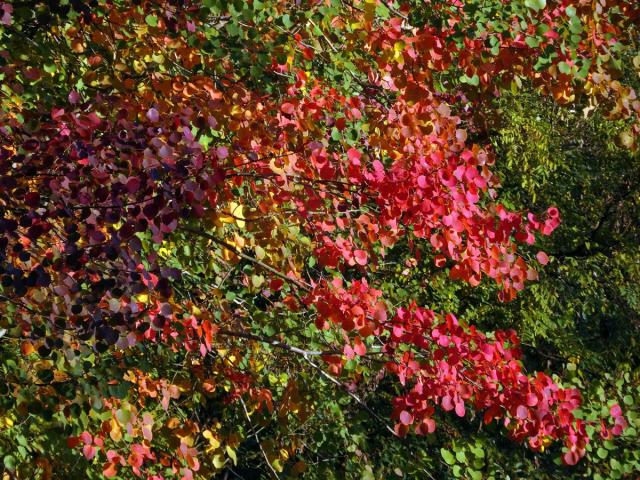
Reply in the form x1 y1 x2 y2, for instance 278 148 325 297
354 249 368 266
347 148 361 165
343 343 355 360
516 405 528 420
280 103 295 115
353 337 366 356
442 395 454 411
536 251 549 265
83 445 96 461
610 404 623 418
146 108 160 122
399 410 414 425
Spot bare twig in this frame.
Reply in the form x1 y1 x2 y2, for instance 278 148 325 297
217 328 340 356
238 397 281 480
182 227 311 292
301 353 398 437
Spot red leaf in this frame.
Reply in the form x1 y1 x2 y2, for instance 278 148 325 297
280 103 295 115
67 436 81 448
103 462 118 478
80 431 93 445
417 418 436 434
563 450 581 466
434 254 446 268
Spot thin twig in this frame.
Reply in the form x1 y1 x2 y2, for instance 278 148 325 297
301 353 398 437
238 397 281 480
217 328 339 356
182 227 311 291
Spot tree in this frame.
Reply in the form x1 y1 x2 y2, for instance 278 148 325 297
0 1 638 479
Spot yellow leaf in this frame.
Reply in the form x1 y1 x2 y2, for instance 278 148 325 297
251 274 265 288
135 293 149 303
212 454 226 469
279 448 289 461
233 234 245 248
203 429 221 450
393 41 405 62
226 445 238 465
133 60 146 74
228 202 245 228
254 245 266 260
269 158 286 176
272 459 284 473
110 418 122 441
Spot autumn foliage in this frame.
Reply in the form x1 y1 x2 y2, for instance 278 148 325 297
0 1 638 479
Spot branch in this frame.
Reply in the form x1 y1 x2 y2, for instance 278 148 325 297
181 227 311 292
238 397 281 480
216 329 394 434
301 352 398 437
217 328 339 356
382 0 408 20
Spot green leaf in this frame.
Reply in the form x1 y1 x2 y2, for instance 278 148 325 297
281 13 294 29
460 74 480 86
226 22 241 37
3 455 16 471
610 458 622 471
441 448 456 465
525 0 546 11
145 15 158 27
558 61 572 74
575 59 592 79
469 470 483 480
360 467 376 480
43 63 57 74
525 36 540 48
